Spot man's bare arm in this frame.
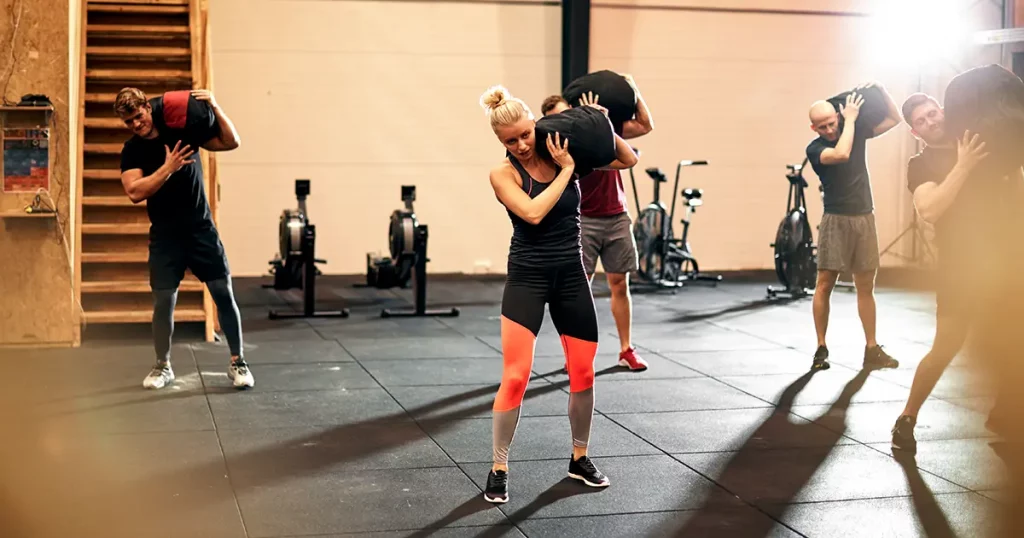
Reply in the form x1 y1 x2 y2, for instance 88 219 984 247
871 83 903 137
192 90 241 151
621 74 653 140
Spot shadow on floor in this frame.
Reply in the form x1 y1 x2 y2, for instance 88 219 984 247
658 367 870 537
86 366 629 533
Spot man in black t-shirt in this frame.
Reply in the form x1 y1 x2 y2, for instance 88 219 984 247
890 93 993 453
804 83 902 372
116 87 254 391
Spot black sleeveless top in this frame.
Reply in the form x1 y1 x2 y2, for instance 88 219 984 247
505 153 583 267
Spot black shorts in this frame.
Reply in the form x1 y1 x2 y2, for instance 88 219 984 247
149 226 230 290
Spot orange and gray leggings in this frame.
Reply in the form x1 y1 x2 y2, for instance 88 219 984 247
492 261 599 465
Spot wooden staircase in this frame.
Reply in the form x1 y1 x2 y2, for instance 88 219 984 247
76 0 218 339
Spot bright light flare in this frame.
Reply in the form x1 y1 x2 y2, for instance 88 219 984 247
865 0 972 68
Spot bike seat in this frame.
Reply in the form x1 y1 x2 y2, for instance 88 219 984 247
786 163 803 174
679 160 709 167
681 188 703 200
645 167 668 183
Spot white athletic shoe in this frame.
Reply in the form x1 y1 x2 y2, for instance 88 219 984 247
228 359 254 389
142 362 175 389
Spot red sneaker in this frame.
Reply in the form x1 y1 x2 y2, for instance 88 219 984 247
618 347 648 371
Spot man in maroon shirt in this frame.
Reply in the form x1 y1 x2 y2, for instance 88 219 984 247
541 74 655 370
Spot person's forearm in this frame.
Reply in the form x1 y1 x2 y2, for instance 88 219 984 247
621 92 653 139
880 86 901 124
211 105 241 148
834 120 857 159
127 166 173 203
632 89 653 132
525 166 575 223
611 135 639 168
916 163 972 222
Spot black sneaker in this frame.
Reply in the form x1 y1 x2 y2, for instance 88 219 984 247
568 455 610 488
891 415 917 454
812 345 831 370
483 469 508 503
864 345 899 369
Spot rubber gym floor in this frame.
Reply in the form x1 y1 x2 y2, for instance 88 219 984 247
0 275 1010 537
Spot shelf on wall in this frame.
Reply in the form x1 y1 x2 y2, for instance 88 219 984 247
0 210 57 219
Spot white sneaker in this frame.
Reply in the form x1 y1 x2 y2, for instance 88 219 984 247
228 359 254 389
143 362 175 389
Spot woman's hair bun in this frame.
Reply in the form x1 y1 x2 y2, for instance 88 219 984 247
480 85 512 112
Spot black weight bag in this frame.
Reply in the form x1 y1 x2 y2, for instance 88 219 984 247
562 70 636 135
534 105 617 174
943 64 1024 181
827 84 889 133
150 90 220 142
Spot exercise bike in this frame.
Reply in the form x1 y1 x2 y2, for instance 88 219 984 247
630 159 722 289
266 179 350 319
766 158 817 299
365 185 459 318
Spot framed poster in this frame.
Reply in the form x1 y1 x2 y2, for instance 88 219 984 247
3 127 49 193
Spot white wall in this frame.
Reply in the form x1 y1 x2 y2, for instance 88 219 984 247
209 0 1008 276
209 0 559 277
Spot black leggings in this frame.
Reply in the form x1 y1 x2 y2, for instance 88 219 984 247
492 260 599 464
153 276 244 363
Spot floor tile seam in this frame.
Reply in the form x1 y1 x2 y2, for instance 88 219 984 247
699 316 803 349
854 439 1002 493
192 344 252 538
593 412 807 537
337 353 503 360
758 490 988 507
194 360 358 366
596 405 778 415
336 337 518 529
263 522 522 538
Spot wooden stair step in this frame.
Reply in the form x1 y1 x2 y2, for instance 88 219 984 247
84 309 206 324
85 93 117 104
85 117 126 129
87 45 190 57
84 143 123 155
84 169 122 180
87 24 190 37
87 68 192 81
89 0 189 4
82 251 149 263
82 223 149 235
82 280 203 293
87 4 189 14
83 196 141 207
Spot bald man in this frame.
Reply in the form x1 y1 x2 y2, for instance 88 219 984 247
804 83 902 371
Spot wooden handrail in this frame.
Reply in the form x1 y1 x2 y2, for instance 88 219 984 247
190 0 219 340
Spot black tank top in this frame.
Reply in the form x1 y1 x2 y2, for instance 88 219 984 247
505 153 582 267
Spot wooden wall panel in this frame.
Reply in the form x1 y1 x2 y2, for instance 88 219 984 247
0 0 76 347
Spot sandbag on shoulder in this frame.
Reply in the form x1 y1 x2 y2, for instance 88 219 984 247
534 105 617 173
563 70 636 135
154 90 219 142
827 85 888 133
943 64 1024 180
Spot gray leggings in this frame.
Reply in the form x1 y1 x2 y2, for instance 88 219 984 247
153 276 243 363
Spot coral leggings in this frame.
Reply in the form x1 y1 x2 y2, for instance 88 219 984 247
492 260 599 464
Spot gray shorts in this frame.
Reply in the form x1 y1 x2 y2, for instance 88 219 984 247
817 213 879 273
581 212 639 275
